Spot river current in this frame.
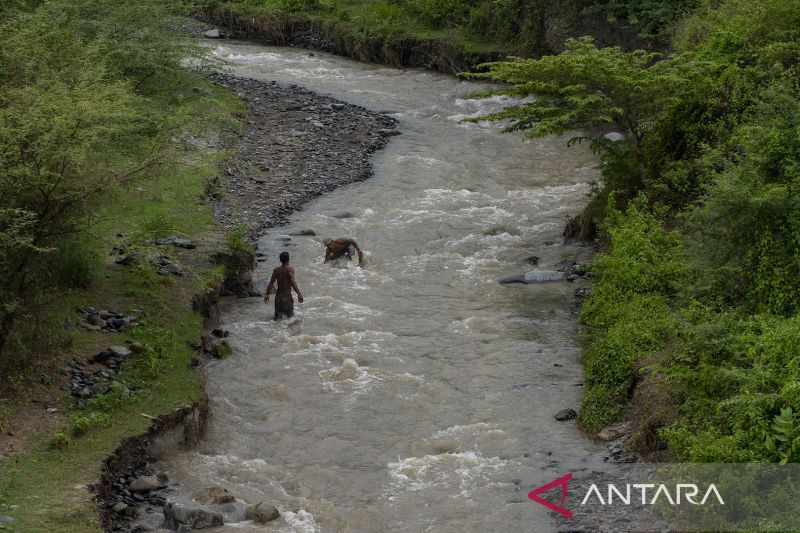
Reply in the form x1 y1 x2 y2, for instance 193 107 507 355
157 41 609 532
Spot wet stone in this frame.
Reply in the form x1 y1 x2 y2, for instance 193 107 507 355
555 408 578 421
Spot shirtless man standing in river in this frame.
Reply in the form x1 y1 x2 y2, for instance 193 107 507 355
323 238 364 266
264 251 304 319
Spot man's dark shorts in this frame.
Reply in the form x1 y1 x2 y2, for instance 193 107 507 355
274 293 294 319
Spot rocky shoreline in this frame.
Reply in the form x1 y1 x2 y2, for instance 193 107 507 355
207 73 397 241
99 73 398 532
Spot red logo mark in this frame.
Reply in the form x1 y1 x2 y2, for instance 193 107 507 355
528 473 573 519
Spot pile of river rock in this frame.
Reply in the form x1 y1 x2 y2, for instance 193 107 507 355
77 307 139 332
60 342 143 407
108 468 281 531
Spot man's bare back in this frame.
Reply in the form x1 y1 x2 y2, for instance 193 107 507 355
272 264 296 295
264 252 303 319
323 238 364 265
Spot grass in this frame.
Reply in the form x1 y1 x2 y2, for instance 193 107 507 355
0 77 243 532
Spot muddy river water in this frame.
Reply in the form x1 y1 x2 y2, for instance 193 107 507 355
157 41 610 532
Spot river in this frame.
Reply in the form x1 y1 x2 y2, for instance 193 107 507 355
156 40 609 532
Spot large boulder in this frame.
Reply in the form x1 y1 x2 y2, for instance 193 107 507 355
499 270 566 285
598 421 633 441
245 502 280 524
163 502 223 530
129 475 159 493
554 408 578 421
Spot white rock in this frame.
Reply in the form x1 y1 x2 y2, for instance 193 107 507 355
603 131 626 142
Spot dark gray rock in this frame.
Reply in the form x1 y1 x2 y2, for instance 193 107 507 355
115 254 138 266
108 346 132 358
88 314 107 327
555 259 577 270
245 502 280 524
555 408 578 421
163 501 224 530
523 255 540 266
129 475 158 493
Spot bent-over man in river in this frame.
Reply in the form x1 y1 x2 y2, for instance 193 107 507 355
264 251 304 319
323 238 364 266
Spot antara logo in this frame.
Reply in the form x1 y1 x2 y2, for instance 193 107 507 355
528 473 574 518
528 473 725 518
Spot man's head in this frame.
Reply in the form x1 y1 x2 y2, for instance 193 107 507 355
323 238 332 247
279 251 290 264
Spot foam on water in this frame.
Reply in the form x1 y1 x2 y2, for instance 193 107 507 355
386 452 507 498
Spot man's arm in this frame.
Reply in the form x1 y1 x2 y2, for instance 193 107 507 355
264 270 277 303
348 239 364 265
288 267 304 302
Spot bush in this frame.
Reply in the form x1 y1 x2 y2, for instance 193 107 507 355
53 238 97 289
46 431 71 450
579 198 684 431
226 224 254 256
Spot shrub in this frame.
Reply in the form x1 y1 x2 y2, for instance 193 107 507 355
53 238 97 289
46 431 71 450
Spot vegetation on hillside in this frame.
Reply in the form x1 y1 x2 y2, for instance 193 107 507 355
188 0 683 54
470 0 800 462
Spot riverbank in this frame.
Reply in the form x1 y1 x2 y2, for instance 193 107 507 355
194 2 655 75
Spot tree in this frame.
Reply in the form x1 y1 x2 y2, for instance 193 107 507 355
464 37 695 172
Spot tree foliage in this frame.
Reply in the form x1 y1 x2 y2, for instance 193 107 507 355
470 0 800 462
0 0 217 355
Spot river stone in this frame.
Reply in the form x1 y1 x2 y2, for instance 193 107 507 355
129 475 158 493
112 502 128 513
555 408 578 421
88 314 107 327
164 502 223 530
598 421 633 441
172 237 196 249
203 28 222 38
245 502 280 524
129 341 146 354
194 486 235 505
523 255 540 265
555 259 577 270
499 270 566 285
108 345 132 358
603 131 626 142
